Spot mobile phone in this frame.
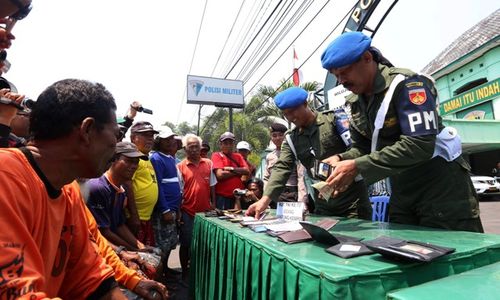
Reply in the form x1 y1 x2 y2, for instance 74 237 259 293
314 160 334 181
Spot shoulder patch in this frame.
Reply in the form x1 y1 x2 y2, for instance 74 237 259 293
408 88 427 105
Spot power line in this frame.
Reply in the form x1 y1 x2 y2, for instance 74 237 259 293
234 0 300 80
224 0 284 79
244 0 333 97
240 0 315 83
220 0 268 78
249 2 353 112
176 0 209 124
210 0 247 77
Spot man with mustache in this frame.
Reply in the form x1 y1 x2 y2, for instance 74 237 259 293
320 31 483 232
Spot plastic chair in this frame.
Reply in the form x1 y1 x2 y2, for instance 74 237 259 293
370 196 390 222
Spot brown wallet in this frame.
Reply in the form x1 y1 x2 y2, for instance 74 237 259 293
277 218 339 244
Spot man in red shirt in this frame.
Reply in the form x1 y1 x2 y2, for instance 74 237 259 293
177 133 217 283
211 132 250 209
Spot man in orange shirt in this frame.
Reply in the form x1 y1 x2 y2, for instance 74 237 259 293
0 79 126 299
177 134 217 283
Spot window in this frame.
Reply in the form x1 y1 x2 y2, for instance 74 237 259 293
453 78 487 96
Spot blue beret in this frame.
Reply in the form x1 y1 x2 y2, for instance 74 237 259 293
274 87 308 110
321 31 372 69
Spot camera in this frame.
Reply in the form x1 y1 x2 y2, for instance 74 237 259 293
233 189 248 196
0 97 35 110
131 104 153 114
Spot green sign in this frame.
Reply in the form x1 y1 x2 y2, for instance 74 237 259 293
439 77 500 116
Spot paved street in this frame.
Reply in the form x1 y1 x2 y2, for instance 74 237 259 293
479 195 500 234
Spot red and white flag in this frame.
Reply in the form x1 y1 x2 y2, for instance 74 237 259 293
292 48 303 86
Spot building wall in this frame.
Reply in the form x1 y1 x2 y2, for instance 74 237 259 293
434 45 500 120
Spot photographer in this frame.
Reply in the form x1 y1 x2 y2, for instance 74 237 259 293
0 77 27 147
234 178 264 210
117 101 153 141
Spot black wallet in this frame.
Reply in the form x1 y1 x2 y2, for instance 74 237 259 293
299 221 362 246
362 236 455 262
325 242 373 258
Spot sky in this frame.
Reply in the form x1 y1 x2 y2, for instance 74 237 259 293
4 0 499 130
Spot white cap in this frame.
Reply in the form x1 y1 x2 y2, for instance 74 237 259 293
157 126 177 139
237 141 251 151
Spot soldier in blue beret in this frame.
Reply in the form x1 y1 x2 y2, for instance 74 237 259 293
246 86 372 220
320 31 483 232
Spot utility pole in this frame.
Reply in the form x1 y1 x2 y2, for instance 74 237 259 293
229 108 233 132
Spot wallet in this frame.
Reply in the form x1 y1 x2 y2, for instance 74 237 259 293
277 218 339 244
362 236 455 262
299 221 362 246
325 242 373 258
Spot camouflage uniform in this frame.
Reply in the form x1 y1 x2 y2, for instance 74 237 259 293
263 112 372 220
341 64 483 232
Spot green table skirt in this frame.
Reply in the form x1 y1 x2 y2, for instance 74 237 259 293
190 214 500 300
387 261 500 300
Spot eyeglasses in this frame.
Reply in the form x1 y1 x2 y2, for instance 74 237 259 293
9 0 32 20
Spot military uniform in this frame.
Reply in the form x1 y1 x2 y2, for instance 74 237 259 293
340 63 483 232
263 111 372 220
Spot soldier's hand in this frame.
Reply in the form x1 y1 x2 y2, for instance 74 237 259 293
325 159 357 197
321 154 341 166
245 196 271 219
133 279 169 300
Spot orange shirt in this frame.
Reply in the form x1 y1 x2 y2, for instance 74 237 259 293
83 204 142 291
178 158 217 217
0 148 114 299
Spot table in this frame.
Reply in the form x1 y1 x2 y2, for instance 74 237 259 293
190 214 500 300
387 262 500 300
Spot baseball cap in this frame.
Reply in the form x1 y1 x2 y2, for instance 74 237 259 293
219 131 235 142
201 141 210 151
237 141 251 151
156 125 178 139
130 121 159 134
115 141 148 160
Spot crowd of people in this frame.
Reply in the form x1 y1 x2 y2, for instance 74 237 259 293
0 1 485 299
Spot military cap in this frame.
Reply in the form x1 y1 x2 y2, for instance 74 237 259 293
274 87 308 110
269 123 287 133
321 31 372 70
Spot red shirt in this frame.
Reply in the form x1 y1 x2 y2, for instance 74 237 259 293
211 152 248 198
178 158 216 217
